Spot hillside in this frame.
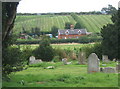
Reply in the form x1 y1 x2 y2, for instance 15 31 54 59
13 15 112 34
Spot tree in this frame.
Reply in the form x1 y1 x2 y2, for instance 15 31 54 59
2 2 21 76
74 22 82 29
51 26 58 37
2 2 19 41
101 9 120 60
101 4 117 14
65 22 73 29
33 36 54 61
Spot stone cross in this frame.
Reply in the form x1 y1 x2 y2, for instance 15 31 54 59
88 53 100 73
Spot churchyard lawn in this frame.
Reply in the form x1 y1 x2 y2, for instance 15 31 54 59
3 61 118 87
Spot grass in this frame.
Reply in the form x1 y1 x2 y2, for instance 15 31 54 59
3 61 118 87
13 15 112 35
13 43 95 51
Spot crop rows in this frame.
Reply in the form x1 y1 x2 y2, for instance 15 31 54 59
13 15 76 34
78 15 113 32
13 15 112 34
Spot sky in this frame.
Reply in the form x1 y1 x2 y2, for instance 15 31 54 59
17 0 120 13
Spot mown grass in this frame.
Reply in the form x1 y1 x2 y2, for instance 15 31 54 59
3 61 118 87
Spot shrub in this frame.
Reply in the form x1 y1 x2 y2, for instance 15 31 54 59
21 46 33 65
33 36 54 61
2 46 22 74
84 43 102 59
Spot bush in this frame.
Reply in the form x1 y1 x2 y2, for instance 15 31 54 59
83 43 102 59
21 46 33 65
33 36 54 61
2 46 22 74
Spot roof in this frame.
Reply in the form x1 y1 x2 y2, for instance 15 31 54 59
58 29 88 35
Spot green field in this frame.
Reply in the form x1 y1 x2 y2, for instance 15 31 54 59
3 61 118 87
14 43 94 51
13 15 112 34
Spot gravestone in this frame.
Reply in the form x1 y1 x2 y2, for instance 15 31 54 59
62 58 67 65
29 56 35 61
29 56 42 64
78 52 86 64
101 67 116 73
88 53 100 73
102 55 110 63
116 63 120 73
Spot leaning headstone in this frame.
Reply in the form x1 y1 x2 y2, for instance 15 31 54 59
78 52 86 64
62 58 67 65
101 67 116 73
88 53 100 73
102 55 110 63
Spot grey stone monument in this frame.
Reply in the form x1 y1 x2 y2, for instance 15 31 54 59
88 53 100 73
78 52 86 64
101 67 116 73
102 55 110 63
62 58 67 65
29 56 42 64
116 63 120 73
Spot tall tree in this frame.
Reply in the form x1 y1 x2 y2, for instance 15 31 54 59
51 26 58 37
101 4 117 14
2 2 20 75
2 2 19 42
101 9 120 60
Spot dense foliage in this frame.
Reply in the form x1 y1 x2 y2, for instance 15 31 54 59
33 36 54 61
101 9 120 60
51 26 59 37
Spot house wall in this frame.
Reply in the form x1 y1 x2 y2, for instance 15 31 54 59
58 34 86 39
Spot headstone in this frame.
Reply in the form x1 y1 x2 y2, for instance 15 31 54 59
62 58 67 65
88 53 100 73
29 56 35 61
116 63 120 73
101 67 116 73
102 55 110 63
113 58 116 62
29 56 42 64
78 52 86 64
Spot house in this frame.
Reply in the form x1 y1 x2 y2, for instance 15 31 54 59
58 28 91 39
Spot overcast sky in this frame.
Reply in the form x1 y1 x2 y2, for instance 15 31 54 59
17 0 120 13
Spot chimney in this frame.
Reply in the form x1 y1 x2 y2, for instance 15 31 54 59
70 24 74 30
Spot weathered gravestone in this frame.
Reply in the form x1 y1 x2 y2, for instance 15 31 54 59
78 52 86 64
62 58 67 65
88 53 100 73
100 67 116 73
102 55 110 63
62 58 72 65
116 63 120 73
29 56 42 64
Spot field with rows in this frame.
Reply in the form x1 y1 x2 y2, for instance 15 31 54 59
13 15 112 34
